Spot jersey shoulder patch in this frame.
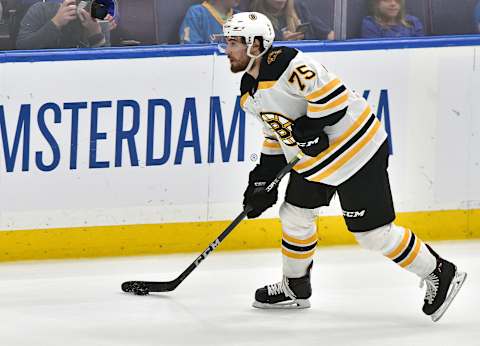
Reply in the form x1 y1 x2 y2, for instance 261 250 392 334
239 47 299 96
258 47 298 82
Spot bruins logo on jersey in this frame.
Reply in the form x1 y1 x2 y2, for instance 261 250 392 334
260 112 296 146
267 49 282 65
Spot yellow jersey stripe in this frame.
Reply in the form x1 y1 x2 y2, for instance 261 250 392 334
306 78 341 101
307 92 349 113
240 93 249 108
400 238 421 268
263 140 281 149
258 81 276 90
282 248 316 259
385 229 411 260
282 232 318 245
310 120 381 182
294 105 371 171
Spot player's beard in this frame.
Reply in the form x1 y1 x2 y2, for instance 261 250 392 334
230 55 251 73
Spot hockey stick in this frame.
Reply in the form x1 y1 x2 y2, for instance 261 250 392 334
121 152 304 295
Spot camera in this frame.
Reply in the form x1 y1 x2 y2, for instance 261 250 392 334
76 0 109 20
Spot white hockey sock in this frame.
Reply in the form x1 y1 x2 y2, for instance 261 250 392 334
280 202 318 278
282 232 317 278
354 223 436 278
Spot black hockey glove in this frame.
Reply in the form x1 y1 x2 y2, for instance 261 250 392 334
243 154 287 219
292 115 330 157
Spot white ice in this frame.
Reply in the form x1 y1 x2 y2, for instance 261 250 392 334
0 240 478 346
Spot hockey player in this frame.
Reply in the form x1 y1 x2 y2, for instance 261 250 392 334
222 12 467 322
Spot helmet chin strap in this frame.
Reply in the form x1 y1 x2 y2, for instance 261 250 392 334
245 56 257 73
245 43 269 73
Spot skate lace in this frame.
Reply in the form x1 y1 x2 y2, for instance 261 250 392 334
266 277 297 300
266 281 284 296
420 272 440 305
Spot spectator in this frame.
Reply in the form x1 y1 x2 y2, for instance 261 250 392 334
6 0 43 46
249 0 334 41
16 0 116 50
179 0 236 44
361 0 424 38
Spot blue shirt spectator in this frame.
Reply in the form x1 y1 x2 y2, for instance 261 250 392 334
361 0 424 39
179 0 236 44
361 14 424 38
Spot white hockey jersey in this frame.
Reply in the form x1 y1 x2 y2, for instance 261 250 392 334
240 47 387 186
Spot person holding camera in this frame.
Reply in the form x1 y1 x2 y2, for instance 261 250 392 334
16 0 116 50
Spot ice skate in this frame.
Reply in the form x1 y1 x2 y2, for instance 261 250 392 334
421 245 467 322
253 263 312 309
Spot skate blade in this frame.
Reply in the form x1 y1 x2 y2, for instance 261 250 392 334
431 271 467 322
252 299 310 310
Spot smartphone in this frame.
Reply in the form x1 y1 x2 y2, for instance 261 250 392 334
296 22 311 33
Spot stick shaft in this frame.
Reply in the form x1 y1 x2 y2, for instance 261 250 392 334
122 153 304 293
173 153 304 285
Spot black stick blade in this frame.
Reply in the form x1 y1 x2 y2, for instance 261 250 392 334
121 280 178 294
122 281 151 295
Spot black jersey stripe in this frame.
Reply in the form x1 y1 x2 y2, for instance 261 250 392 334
300 114 376 179
282 240 317 252
265 136 278 141
309 85 347 105
393 233 417 263
306 108 348 128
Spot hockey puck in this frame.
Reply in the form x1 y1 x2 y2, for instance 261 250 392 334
122 281 150 295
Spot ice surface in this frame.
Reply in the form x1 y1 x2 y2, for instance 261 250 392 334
0 241 478 346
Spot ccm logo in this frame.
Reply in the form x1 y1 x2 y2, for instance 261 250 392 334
298 137 319 148
194 239 221 266
342 210 366 218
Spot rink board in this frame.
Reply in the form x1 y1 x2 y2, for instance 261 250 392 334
0 209 479 261
0 37 479 261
